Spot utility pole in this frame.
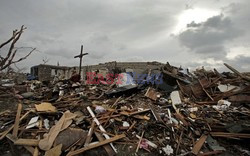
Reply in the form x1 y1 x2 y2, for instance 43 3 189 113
74 45 88 78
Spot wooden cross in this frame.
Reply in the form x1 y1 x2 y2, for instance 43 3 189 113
74 45 88 76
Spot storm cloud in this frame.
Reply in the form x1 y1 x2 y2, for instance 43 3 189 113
0 0 249 72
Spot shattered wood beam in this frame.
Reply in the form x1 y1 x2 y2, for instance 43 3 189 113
111 96 121 108
66 134 125 156
33 147 39 156
87 106 117 153
14 139 39 146
95 132 116 156
95 129 115 137
127 121 136 132
224 63 250 82
191 134 208 155
198 150 224 156
0 110 31 140
167 109 174 132
198 79 214 101
103 109 116 127
84 120 95 147
210 132 250 138
6 134 35 155
176 130 183 155
12 104 22 138
136 131 144 153
120 109 151 117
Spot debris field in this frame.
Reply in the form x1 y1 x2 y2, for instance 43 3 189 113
0 62 250 156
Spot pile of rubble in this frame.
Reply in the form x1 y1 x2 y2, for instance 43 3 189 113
0 62 250 156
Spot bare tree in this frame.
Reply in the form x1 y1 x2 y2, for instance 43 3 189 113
42 56 49 64
0 25 36 71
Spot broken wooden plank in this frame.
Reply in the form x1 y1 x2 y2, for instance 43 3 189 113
45 144 62 156
12 103 22 138
191 134 208 155
84 120 95 147
210 132 250 138
87 106 117 153
120 109 150 116
127 121 136 132
6 134 35 154
150 105 162 121
176 130 183 155
175 112 189 126
145 87 160 101
111 96 121 107
35 102 57 112
66 134 126 156
95 132 116 156
14 138 39 146
0 110 31 140
136 131 144 153
224 63 250 82
229 95 250 103
199 79 214 101
33 147 39 156
198 150 224 156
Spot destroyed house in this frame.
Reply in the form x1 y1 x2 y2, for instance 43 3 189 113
30 64 72 81
30 61 164 81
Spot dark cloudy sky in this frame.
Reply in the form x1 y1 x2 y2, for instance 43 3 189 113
0 0 249 72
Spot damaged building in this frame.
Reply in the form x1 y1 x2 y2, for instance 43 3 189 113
30 61 164 82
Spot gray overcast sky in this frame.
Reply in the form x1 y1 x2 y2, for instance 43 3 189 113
0 0 249 72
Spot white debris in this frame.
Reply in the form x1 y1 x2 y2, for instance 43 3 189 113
213 100 231 111
218 84 240 92
44 119 50 130
189 107 198 112
135 135 158 148
122 121 130 127
162 145 173 155
59 90 64 96
94 106 106 114
30 83 36 90
159 98 168 104
138 108 144 111
26 116 39 129
165 137 170 140
170 91 182 105
170 117 179 125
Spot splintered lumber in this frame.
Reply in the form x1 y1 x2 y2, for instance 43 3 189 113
14 138 39 146
198 150 224 156
150 105 163 122
127 121 136 132
12 104 23 138
136 131 144 153
84 120 95 146
45 144 62 156
0 110 31 140
95 132 116 156
33 147 39 156
210 132 250 138
66 134 126 156
1 110 31 140
111 96 121 107
120 109 151 117
224 63 250 82
145 87 159 101
192 134 208 155
87 106 117 153
6 134 35 154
